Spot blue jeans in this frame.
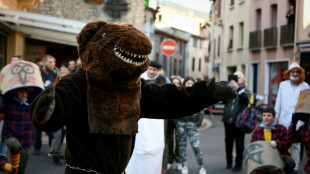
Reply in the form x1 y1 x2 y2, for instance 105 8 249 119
33 128 54 151
0 138 7 156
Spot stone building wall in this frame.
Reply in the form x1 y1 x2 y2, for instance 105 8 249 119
29 0 145 29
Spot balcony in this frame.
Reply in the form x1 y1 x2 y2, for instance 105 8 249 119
264 27 277 49
280 23 294 47
249 30 262 51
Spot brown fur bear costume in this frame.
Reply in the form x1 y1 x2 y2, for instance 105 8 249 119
30 21 236 174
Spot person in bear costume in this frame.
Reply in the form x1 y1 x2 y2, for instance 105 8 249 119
30 21 236 174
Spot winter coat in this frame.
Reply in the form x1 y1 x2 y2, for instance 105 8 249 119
222 87 251 125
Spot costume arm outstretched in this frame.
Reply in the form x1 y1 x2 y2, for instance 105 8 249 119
140 77 236 119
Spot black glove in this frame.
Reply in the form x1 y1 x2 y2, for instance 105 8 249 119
207 77 237 101
291 113 299 127
33 84 56 124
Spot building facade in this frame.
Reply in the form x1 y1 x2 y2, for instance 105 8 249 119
249 0 295 106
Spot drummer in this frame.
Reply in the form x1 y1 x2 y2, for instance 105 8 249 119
251 107 295 174
288 89 310 174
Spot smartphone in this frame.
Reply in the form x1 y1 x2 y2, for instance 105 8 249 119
228 75 238 82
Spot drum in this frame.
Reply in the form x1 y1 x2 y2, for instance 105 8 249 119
244 141 284 174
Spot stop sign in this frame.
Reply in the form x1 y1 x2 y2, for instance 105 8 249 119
160 39 178 56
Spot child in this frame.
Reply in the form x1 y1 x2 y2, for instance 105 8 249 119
0 87 35 174
251 107 295 174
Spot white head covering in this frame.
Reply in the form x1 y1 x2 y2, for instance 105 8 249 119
288 62 300 71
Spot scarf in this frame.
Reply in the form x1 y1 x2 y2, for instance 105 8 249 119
13 97 29 106
259 121 277 132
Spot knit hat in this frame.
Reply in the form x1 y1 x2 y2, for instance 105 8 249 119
150 61 162 69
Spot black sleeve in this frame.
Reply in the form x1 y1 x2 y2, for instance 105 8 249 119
140 79 218 119
30 72 86 132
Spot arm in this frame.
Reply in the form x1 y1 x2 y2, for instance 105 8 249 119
238 88 251 105
30 72 85 132
275 125 291 153
140 78 236 119
274 84 282 120
288 124 302 143
250 128 260 143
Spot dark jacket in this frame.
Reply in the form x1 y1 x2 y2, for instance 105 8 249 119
30 70 219 174
222 87 251 125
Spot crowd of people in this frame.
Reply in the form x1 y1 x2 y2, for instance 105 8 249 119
0 56 310 174
0 55 80 173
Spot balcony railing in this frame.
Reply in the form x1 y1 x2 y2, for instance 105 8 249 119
264 27 277 49
249 30 262 51
280 23 294 47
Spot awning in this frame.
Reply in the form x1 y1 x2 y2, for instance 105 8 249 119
0 9 87 46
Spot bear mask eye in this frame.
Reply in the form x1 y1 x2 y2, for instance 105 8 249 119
102 33 106 38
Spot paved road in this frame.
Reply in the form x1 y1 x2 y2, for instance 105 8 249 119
0 114 307 174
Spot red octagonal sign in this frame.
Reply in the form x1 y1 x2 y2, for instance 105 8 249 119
160 39 178 56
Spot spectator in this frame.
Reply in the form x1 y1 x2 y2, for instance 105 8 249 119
33 55 57 156
176 76 207 174
47 66 70 166
275 62 309 171
251 107 295 174
165 76 182 172
10 56 21 63
222 71 251 172
35 57 43 67
286 5 295 24
126 61 169 174
68 60 77 73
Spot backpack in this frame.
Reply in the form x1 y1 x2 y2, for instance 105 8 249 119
235 106 257 133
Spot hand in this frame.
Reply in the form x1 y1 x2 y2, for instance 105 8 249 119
270 141 277 148
229 80 239 90
207 78 237 101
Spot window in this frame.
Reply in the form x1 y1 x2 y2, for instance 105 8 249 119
229 26 233 49
205 56 209 63
173 59 177 75
163 56 167 69
199 40 202 49
155 52 159 62
193 38 198 48
271 4 277 27
213 39 216 59
179 60 183 76
192 57 195 71
179 42 183 54
256 9 261 30
198 58 201 71
239 22 244 47
230 0 234 6
218 36 221 56
158 15 162 22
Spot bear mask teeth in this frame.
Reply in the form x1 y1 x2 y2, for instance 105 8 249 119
114 46 148 66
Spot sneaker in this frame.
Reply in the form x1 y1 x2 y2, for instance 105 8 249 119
33 149 41 156
232 165 242 172
181 166 188 174
199 167 207 174
167 163 172 170
176 163 182 171
53 156 62 166
47 152 53 159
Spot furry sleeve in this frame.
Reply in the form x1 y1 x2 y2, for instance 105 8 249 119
140 79 218 119
30 71 86 132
